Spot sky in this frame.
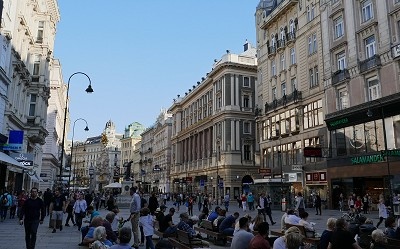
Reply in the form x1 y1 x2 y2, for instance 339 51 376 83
54 0 260 141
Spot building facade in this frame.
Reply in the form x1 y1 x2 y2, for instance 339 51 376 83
169 42 258 200
255 0 328 208
0 0 60 192
321 0 400 208
139 126 154 193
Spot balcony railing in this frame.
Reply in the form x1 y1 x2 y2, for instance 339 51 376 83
359 55 381 73
268 46 276 56
331 69 350 85
277 39 286 49
287 32 296 43
265 90 302 113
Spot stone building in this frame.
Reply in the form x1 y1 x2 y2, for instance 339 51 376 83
168 41 258 200
321 0 400 208
0 0 60 191
139 126 154 193
255 0 328 208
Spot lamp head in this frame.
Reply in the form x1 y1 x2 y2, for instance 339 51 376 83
84 126 89 131
85 84 94 93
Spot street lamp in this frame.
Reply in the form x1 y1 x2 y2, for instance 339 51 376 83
89 163 94 192
59 72 93 185
367 101 393 214
68 118 89 193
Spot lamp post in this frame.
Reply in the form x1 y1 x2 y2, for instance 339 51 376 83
59 72 93 185
68 118 89 193
89 163 94 192
367 101 393 214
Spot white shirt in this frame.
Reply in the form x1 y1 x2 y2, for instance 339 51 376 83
273 236 286 249
111 215 121 231
285 214 301 225
259 197 265 209
73 199 87 213
378 203 388 218
139 215 154 236
299 219 314 231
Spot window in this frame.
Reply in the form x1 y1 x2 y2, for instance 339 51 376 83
271 35 276 47
262 120 271 140
311 3 315 20
217 96 222 109
307 6 311 22
280 28 285 41
272 87 277 100
243 77 250 87
365 35 376 58
290 48 296 65
243 144 251 161
308 33 317 54
313 34 317 52
361 0 373 22
33 55 40 76
271 60 276 76
290 108 300 132
243 122 251 134
334 16 344 38
309 67 319 88
280 53 285 71
308 36 313 55
36 21 44 43
291 78 297 91
281 82 286 96
28 94 37 116
338 88 348 110
243 95 250 108
309 68 314 87
337 51 346 70
290 20 295 33
304 137 321 163
367 77 380 100
303 100 324 129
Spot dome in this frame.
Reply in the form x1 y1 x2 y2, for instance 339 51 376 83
105 119 115 129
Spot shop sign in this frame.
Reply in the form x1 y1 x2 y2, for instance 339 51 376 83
306 172 327 183
292 165 303 171
351 154 384 165
381 149 400 158
3 130 24 151
328 118 348 129
258 168 271 175
9 153 33 166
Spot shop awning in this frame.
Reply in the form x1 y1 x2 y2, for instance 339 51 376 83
0 152 23 167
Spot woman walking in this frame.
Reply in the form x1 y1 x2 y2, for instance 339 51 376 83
376 198 388 228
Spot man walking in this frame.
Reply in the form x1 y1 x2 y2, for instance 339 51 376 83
50 189 66 233
129 186 141 249
43 188 52 216
1 189 12 221
265 193 276 225
19 187 45 249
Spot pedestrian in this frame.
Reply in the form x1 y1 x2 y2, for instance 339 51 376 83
315 194 322 215
65 194 76 227
237 195 242 208
198 193 203 212
73 193 87 231
17 190 28 218
9 191 17 219
129 186 141 249
339 193 344 212
139 207 155 249
42 188 52 216
265 193 276 225
109 226 132 249
93 193 100 211
295 192 305 215
1 188 12 221
242 194 247 212
107 194 115 211
362 194 369 214
376 198 388 228
100 194 106 209
148 192 158 215
50 188 66 233
18 187 45 249
247 193 255 211
258 193 267 221
224 193 230 212
187 196 194 216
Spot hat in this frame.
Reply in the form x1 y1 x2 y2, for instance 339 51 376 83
160 205 167 210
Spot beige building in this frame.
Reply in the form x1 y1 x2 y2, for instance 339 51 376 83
255 0 328 208
139 126 154 193
321 0 400 208
168 42 258 200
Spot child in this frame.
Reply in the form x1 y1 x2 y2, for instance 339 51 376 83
111 206 124 236
139 207 155 249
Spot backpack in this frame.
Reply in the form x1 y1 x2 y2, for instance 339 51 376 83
1 194 8 205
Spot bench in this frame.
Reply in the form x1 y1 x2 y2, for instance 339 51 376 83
153 223 177 239
194 220 228 245
168 229 208 249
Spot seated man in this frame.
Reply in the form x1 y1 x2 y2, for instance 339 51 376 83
213 209 226 231
79 216 104 246
284 209 301 225
159 208 177 234
104 212 118 243
177 212 209 246
207 206 221 223
219 212 239 236
155 205 167 227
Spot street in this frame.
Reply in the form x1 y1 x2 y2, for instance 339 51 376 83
0 200 382 249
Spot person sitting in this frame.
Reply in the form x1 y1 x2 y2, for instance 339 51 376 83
358 218 376 249
198 206 209 226
104 212 118 243
231 217 254 249
319 218 336 249
219 212 239 236
91 226 113 249
159 208 176 234
370 229 388 249
213 209 226 231
110 227 132 249
207 206 221 223
285 232 304 249
249 222 271 249
298 211 315 237
177 212 209 246
328 218 362 249
273 226 301 249
284 209 301 225
87 205 100 223
249 214 264 232
79 216 104 246
384 216 400 239
280 211 288 232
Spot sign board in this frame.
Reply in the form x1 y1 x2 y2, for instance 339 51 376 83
392 44 400 59
292 165 303 171
10 153 34 166
258 168 272 174
3 130 24 151
305 171 327 183
304 147 322 157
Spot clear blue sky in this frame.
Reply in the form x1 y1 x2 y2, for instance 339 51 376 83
54 0 260 141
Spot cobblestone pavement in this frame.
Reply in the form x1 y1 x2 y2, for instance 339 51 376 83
0 200 381 249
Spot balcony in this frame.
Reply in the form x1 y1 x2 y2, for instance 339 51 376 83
287 32 296 43
260 0 299 29
277 39 286 50
331 69 350 85
268 46 276 56
359 55 381 73
264 90 302 113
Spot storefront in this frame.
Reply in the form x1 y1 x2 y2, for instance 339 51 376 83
304 171 328 208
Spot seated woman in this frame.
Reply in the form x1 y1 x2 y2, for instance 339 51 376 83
298 212 315 238
249 214 264 232
319 218 336 249
91 226 113 249
370 229 388 249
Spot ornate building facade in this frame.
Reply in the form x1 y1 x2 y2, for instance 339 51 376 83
169 42 258 200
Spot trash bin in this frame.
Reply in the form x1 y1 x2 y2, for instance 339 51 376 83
281 198 287 212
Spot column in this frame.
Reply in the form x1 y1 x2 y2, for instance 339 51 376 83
236 120 240 151
231 120 235 151
235 74 239 107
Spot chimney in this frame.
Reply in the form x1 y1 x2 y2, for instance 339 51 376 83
244 39 250 52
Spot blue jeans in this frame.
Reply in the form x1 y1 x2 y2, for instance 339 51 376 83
24 219 40 249
145 235 155 249
165 226 177 234
1 206 9 220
